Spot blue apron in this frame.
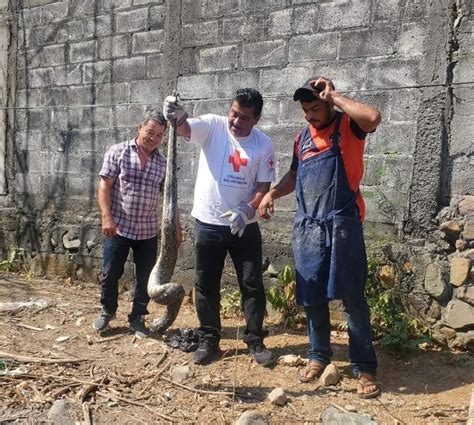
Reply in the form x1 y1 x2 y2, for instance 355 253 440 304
293 112 367 306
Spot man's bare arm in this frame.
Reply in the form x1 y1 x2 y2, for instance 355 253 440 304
258 170 297 219
98 177 117 238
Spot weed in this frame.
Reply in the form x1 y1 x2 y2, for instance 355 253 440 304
221 290 241 318
0 248 25 272
266 265 304 327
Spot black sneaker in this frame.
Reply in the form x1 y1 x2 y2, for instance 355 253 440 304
129 316 151 339
249 342 274 367
192 339 219 365
92 312 115 332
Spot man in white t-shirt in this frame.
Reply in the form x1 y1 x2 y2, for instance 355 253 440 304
163 89 276 366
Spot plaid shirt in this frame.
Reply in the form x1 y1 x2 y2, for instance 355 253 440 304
99 138 166 240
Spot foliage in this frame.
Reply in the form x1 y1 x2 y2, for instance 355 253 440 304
266 265 304 327
0 248 25 272
220 290 242 318
365 258 430 355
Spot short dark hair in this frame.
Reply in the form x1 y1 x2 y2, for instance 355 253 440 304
143 109 167 127
233 88 263 118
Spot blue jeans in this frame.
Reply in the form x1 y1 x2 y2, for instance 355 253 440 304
194 219 267 345
100 234 157 322
305 291 377 376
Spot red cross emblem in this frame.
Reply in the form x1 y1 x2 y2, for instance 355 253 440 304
229 149 248 172
268 158 274 168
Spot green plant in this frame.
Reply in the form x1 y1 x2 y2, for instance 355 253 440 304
221 290 241 317
266 265 304 327
0 248 25 272
365 258 430 355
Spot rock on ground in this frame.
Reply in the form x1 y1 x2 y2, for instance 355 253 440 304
322 406 377 425
234 410 268 425
320 363 340 386
268 387 288 406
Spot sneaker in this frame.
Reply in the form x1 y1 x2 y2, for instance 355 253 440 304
92 312 115 332
129 316 152 339
249 342 274 367
192 339 219 365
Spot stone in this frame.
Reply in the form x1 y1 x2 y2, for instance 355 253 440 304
171 365 192 383
265 264 279 278
464 249 474 261
456 239 467 252
450 257 471 286
0 299 48 312
464 221 474 241
424 263 449 300
459 196 474 216
440 219 461 236
268 388 288 406
277 354 305 367
442 299 474 330
48 399 74 424
448 331 474 351
378 264 396 288
322 406 376 425
234 410 268 425
431 325 457 345
320 363 340 386
86 240 96 250
455 285 474 305
51 238 58 248
62 233 81 251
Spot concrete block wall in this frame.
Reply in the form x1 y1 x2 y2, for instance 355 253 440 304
0 0 472 287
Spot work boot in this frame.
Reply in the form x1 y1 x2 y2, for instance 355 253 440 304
92 311 115 332
192 338 220 365
129 315 152 339
248 342 274 367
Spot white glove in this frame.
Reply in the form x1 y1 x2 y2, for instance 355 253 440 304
163 95 188 126
220 201 256 237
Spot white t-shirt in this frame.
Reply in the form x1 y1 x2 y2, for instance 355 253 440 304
187 114 275 226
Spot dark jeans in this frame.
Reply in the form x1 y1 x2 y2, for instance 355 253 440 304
194 219 267 346
100 234 157 322
305 290 378 376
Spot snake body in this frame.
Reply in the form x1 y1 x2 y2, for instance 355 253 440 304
147 120 185 332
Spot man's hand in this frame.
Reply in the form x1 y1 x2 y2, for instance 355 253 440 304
309 77 336 104
258 192 275 220
163 95 188 126
102 214 117 239
220 201 256 237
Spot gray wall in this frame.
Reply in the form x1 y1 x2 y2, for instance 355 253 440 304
0 0 473 339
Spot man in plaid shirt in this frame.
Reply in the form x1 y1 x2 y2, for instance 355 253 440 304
92 110 169 338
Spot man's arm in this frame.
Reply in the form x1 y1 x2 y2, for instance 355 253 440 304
175 120 191 138
312 78 381 133
98 176 117 238
258 170 297 219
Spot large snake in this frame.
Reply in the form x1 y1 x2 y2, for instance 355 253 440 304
147 103 185 332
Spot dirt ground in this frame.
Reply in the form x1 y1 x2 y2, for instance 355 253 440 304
0 273 473 424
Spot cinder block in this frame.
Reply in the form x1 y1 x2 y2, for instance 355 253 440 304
241 0 286 14
367 58 420 89
178 48 198 75
350 91 391 120
52 64 82 87
43 87 68 106
42 44 66 66
363 185 408 224
339 27 397 58
98 35 130 59
259 124 302 154
389 89 421 121
279 98 307 125
401 0 426 21
259 67 313 96
381 155 414 193
319 0 371 30
454 54 474 85
147 53 163 78
115 8 148 33
149 5 166 29
29 67 54 88
373 0 400 22
201 0 240 19
363 155 386 186
41 1 68 23
100 0 132 12
64 20 84 42
258 98 280 127
83 61 113 84
29 24 66 47
21 0 58 7
113 57 146 82
398 23 426 57
130 79 163 104
132 30 164 54
269 9 292 37
177 74 217 99
134 0 165 5
83 14 113 37
16 89 43 108
365 122 417 155
19 8 44 27
181 21 218 48
309 59 368 91
193 100 231 116
222 16 266 43
69 0 96 17
289 33 338 63
293 5 318 35
115 104 147 127
182 0 202 23
217 71 259 98
70 40 97 63
242 40 286 69
50 108 82 131
81 106 112 130
67 86 95 106
451 157 474 195
95 82 130 105
198 45 238 73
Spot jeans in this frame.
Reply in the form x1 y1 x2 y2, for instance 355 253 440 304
100 234 158 322
194 219 267 346
304 290 378 376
